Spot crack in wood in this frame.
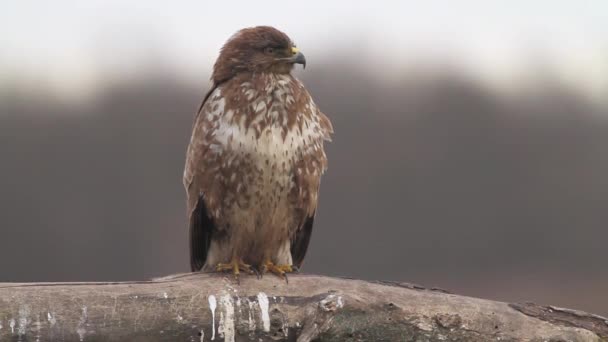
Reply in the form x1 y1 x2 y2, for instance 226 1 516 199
509 302 608 339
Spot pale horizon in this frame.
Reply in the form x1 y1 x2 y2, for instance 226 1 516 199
1 1 607 102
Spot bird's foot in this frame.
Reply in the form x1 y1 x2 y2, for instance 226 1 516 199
260 260 295 283
215 258 254 284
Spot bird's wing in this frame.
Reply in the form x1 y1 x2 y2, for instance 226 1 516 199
289 89 333 268
291 214 315 268
188 193 214 271
184 85 224 271
289 157 322 268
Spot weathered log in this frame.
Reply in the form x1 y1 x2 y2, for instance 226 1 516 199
0 273 606 341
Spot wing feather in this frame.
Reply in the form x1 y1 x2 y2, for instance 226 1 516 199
189 194 214 271
185 85 223 271
291 214 315 268
288 93 332 268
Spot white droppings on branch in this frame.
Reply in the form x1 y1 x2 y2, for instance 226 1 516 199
34 314 41 342
163 292 168 299
47 312 56 326
9 319 15 334
282 318 289 337
257 292 270 332
319 294 344 312
235 297 241 314
220 295 235 342
247 299 255 331
217 311 224 338
18 306 29 337
235 297 244 331
208 295 217 340
76 306 88 341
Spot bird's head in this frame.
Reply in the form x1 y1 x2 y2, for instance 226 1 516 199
212 26 306 84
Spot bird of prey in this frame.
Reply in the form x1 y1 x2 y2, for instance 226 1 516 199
183 26 333 281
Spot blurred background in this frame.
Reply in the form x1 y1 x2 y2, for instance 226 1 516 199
1 1 607 315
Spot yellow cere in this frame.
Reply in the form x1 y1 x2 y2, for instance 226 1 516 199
291 47 299 55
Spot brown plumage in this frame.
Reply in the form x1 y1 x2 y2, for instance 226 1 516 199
183 26 333 279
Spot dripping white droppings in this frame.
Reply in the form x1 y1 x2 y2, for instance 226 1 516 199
18 306 29 337
76 306 87 341
47 312 57 326
208 295 217 340
247 299 255 331
257 292 270 332
217 311 224 338
35 314 41 342
220 295 235 342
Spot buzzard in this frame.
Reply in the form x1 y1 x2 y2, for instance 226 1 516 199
183 26 333 281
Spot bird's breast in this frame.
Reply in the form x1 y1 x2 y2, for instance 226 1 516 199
208 76 325 214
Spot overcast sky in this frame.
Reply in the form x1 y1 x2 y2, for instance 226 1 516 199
1 1 606 98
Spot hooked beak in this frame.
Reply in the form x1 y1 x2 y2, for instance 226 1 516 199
290 47 306 69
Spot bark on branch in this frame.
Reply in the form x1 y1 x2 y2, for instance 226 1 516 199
0 273 606 341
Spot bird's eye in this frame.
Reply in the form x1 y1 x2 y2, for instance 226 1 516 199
264 47 275 54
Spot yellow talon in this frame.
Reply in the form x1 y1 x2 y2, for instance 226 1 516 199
215 258 253 283
260 260 295 283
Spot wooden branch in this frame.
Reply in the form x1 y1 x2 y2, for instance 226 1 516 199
0 273 606 341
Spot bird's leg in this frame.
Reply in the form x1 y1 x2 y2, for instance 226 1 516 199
215 256 254 283
259 258 295 283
